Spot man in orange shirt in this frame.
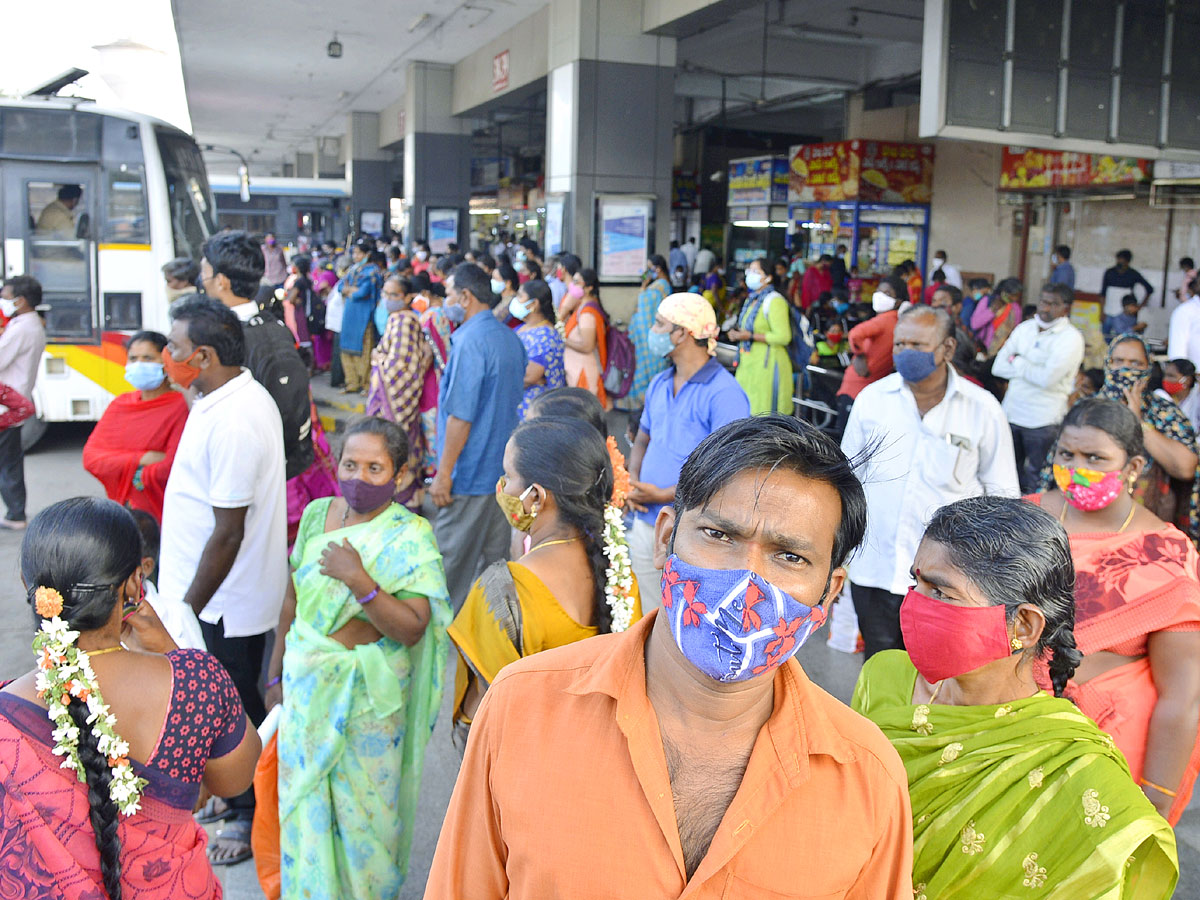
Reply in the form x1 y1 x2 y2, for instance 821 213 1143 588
425 415 914 899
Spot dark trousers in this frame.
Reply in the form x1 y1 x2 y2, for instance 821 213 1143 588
329 332 345 387
0 425 26 521
850 582 906 660
1010 423 1058 495
200 620 266 820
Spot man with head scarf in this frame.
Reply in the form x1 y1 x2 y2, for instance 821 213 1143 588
626 293 750 606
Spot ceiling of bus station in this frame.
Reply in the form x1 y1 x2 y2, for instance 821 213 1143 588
174 0 923 173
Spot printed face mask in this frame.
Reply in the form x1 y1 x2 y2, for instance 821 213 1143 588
1053 464 1124 512
495 477 537 531
899 588 1015 684
1106 365 1147 393
660 554 827 683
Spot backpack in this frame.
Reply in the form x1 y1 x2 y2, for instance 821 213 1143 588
242 313 314 480
603 322 637 400
785 300 815 371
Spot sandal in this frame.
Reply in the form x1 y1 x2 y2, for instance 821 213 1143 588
195 796 235 825
208 818 253 867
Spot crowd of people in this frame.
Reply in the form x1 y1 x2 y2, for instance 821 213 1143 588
2 224 1200 900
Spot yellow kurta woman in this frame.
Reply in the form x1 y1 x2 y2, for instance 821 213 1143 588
730 258 792 415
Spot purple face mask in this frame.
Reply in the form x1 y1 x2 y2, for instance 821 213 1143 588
339 477 395 514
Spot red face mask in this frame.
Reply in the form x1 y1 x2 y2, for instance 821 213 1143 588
161 346 202 389
1162 379 1187 396
899 588 1015 684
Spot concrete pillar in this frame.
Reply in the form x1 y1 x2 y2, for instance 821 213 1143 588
544 0 676 268
403 61 471 249
343 111 393 237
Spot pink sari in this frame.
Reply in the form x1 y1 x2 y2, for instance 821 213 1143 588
0 693 221 899
286 403 340 548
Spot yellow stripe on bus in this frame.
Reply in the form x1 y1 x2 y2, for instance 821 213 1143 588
97 243 152 251
45 346 131 395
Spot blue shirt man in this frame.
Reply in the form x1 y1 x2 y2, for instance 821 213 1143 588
669 242 688 278
627 293 750 608
432 262 527 608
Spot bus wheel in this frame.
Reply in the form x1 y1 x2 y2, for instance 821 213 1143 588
20 418 47 452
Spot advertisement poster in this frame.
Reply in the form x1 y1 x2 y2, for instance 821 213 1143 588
597 196 652 281
359 210 384 237
544 195 565 256
1070 299 1107 369
788 140 934 204
427 208 459 254
672 169 699 209
727 156 789 206
999 147 1151 191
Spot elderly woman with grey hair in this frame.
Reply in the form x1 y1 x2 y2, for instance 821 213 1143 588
853 495 1178 899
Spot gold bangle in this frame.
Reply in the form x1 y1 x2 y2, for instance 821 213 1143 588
1139 777 1178 798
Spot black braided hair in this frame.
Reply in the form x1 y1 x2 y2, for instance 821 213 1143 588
22 497 143 900
66 698 123 899
510 416 615 633
923 495 1080 697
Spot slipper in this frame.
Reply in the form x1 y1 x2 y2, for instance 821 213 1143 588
195 796 236 825
208 819 253 867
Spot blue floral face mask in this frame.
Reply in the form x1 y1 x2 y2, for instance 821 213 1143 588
660 553 827 682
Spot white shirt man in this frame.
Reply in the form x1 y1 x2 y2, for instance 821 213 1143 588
931 252 963 289
159 368 287 639
990 284 1084 494
1168 291 1200 366
841 306 1018 658
681 237 697 272
693 246 715 276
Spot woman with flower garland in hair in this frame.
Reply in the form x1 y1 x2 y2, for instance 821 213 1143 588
853 495 1177 899
448 416 640 749
0 497 260 899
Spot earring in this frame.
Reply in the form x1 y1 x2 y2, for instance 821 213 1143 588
1010 637 1023 652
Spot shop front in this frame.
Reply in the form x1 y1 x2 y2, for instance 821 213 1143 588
725 155 790 267
787 140 934 300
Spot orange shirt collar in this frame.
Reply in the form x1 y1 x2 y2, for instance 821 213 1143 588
564 608 860 786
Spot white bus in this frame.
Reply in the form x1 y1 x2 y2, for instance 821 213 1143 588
0 97 216 443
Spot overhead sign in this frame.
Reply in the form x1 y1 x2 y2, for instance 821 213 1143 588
998 147 1152 191
492 50 510 93
788 140 934 204
727 156 788 206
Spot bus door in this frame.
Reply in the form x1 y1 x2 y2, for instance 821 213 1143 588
2 164 99 344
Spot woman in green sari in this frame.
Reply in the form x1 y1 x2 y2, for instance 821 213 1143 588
853 495 1177 899
265 416 451 899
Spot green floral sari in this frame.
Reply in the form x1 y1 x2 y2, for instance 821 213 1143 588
852 651 1177 899
278 498 451 899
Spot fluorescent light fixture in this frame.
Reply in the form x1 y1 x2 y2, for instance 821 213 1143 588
733 219 771 227
770 221 789 228
525 218 538 226
470 208 502 215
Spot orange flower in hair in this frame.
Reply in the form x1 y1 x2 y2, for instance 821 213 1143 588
607 436 630 508
34 586 64 619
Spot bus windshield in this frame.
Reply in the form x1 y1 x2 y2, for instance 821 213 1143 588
155 128 215 261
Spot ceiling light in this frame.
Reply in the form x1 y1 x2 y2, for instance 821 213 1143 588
327 34 343 59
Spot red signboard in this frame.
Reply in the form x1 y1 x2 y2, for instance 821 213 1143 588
492 50 510 93
788 140 934 204
998 147 1151 191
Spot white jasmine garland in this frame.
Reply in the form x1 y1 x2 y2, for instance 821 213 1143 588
602 504 636 632
32 605 146 817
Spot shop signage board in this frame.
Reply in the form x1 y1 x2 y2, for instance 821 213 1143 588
727 156 789 206
672 169 699 209
998 147 1152 191
787 140 934 204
